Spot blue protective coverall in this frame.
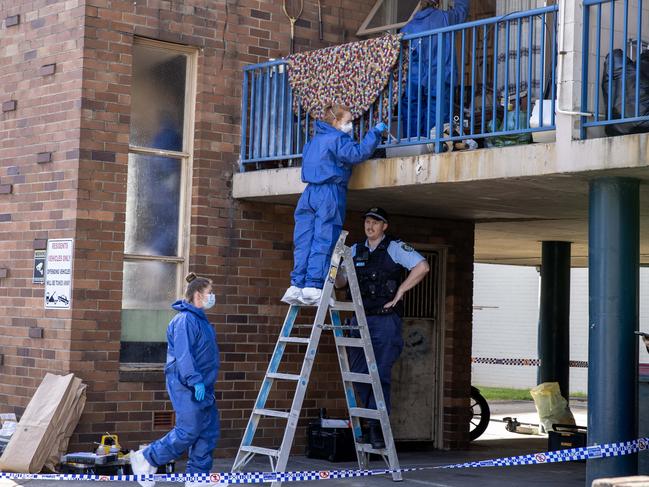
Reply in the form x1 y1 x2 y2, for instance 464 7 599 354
144 300 220 474
400 0 470 138
290 121 382 289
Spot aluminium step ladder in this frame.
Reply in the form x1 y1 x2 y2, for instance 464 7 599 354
231 231 401 486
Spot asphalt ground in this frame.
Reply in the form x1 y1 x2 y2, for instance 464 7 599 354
0 401 590 487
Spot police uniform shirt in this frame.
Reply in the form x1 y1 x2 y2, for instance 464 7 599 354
349 236 426 271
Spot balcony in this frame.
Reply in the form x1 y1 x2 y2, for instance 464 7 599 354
234 1 649 266
239 0 649 173
239 5 559 171
581 0 649 138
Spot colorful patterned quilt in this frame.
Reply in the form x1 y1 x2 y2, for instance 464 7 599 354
286 34 407 121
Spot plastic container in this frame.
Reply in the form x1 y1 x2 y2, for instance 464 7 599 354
385 139 432 158
530 99 556 143
305 420 356 462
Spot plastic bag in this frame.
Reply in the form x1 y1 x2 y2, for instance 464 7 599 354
486 109 533 147
530 382 575 433
601 49 649 136
0 414 17 439
427 123 480 153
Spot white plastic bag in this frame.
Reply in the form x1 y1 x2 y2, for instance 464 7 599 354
530 382 575 433
0 414 17 439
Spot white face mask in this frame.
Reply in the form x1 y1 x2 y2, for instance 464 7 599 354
203 293 216 309
340 122 353 135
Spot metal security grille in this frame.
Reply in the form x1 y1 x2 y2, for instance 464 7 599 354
402 251 439 319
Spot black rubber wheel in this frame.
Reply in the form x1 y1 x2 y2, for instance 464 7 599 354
469 386 490 441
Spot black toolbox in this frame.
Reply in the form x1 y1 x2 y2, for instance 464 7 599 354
305 420 356 462
548 424 587 455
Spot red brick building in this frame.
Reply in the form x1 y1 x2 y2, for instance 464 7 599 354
0 0 476 456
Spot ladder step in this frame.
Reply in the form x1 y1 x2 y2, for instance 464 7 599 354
253 408 290 419
278 336 310 344
342 372 373 384
267 372 301 381
349 407 382 420
240 445 280 457
334 337 364 348
330 301 356 311
356 443 387 454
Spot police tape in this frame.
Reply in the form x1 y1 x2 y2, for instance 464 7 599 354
1 437 647 484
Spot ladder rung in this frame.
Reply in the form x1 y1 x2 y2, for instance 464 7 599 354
330 301 356 311
267 372 301 381
356 443 387 454
240 445 280 457
342 372 373 384
334 337 364 348
278 336 310 344
349 407 381 420
253 408 290 419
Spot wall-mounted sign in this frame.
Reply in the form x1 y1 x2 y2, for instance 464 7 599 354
33 250 46 284
44 238 74 309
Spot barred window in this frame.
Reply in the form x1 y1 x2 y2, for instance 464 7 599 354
402 250 440 319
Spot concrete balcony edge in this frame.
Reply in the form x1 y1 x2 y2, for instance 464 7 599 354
233 133 649 201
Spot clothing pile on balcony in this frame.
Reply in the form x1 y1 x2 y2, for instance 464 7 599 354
602 48 649 136
286 33 407 121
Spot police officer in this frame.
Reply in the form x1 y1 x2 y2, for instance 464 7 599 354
335 207 429 448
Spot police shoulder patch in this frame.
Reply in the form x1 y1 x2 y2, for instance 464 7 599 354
401 242 414 252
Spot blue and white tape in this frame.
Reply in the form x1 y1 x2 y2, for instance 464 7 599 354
1 437 647 483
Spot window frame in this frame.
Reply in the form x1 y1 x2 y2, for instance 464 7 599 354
357 0 420 36
356 0 451 37
121 37 198 362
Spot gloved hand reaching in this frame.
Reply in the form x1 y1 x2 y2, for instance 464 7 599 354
374 122 388 133
194 382 205 401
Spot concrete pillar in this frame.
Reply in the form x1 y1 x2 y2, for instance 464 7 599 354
537 241 571 400
587 178 639 485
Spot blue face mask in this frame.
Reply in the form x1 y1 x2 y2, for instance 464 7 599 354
203 293 216 309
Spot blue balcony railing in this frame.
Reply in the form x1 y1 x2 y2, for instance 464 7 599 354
240 5 559 171
581 0 649 137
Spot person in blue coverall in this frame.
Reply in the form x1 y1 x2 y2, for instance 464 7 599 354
281 104 388 306
130 273 220 487
335 207 429 449
400 0 470 138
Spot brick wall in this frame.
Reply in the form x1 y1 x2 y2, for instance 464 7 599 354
1 0 475 456
0 0 85 411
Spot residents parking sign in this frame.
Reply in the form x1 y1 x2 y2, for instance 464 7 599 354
44 238 74 309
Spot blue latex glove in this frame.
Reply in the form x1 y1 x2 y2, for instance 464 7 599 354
193 383 205 401
374 122 388 133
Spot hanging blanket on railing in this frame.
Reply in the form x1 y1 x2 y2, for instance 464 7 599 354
286 33 407 121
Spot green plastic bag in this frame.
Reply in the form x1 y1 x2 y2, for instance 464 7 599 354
486 110 533 148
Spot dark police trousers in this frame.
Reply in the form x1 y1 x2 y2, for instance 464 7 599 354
347 312 404 414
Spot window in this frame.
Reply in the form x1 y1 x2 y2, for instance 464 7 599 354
120 39 197 364
357 0 453 36
357 0 421 36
